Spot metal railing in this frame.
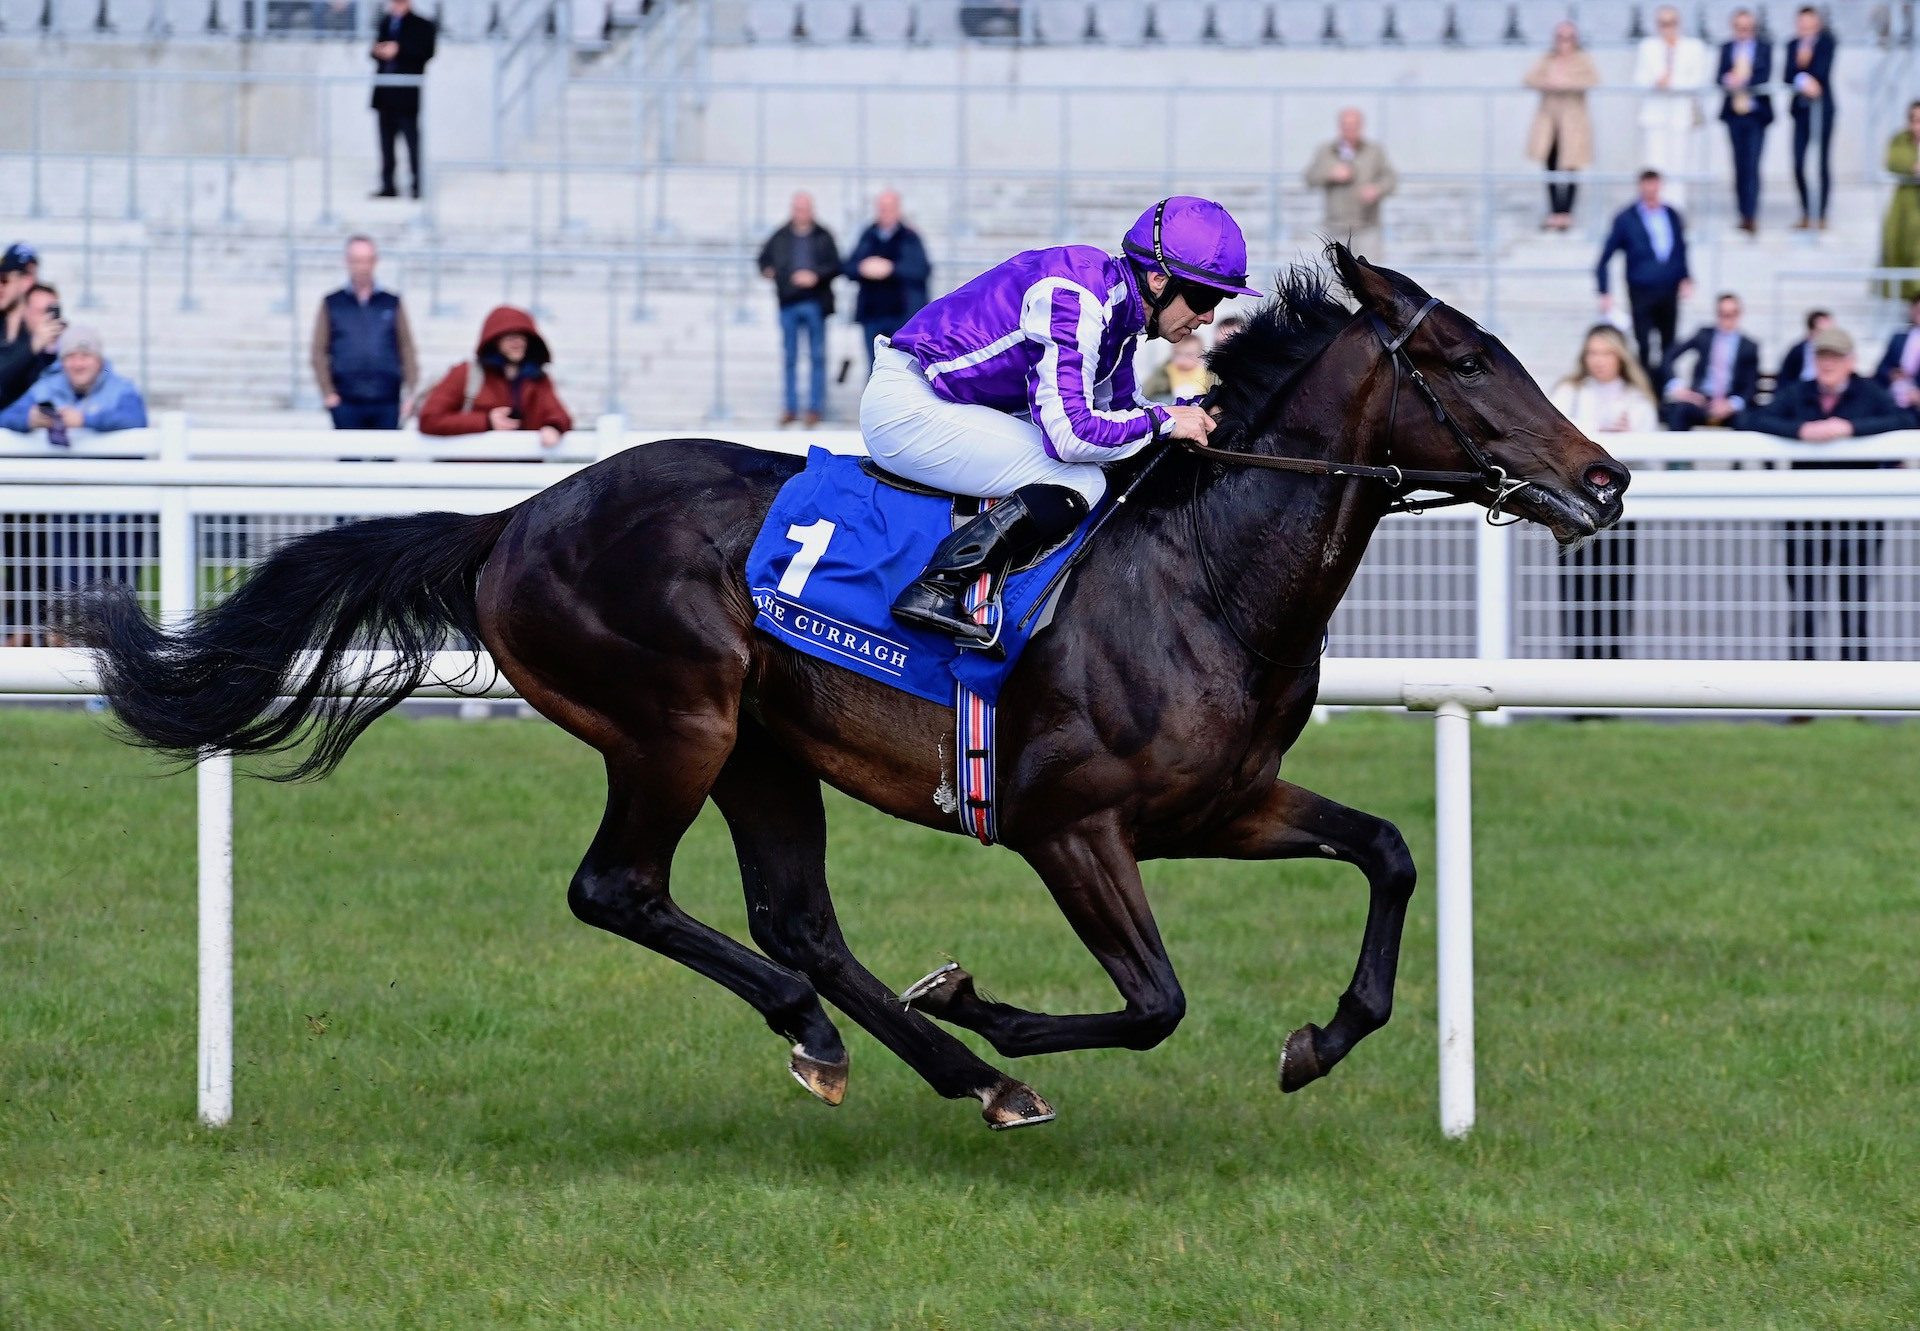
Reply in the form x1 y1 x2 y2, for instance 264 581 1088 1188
4 424 1919 662
716 0 1918 50
1 0 548 41
0 68 1902 228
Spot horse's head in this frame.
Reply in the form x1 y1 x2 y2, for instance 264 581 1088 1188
1329 244 1628 543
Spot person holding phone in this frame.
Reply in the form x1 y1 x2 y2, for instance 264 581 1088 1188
0 244 63 412
417 305 572 446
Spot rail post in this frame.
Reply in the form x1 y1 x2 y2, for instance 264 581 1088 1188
197 752 234 1128
1474 517 1513 726
1431 696 1478 1140
158 414 235 1128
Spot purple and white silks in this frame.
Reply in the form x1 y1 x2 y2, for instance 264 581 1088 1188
888 245 1170 465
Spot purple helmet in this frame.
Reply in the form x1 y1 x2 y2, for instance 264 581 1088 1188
1121 197 1263 299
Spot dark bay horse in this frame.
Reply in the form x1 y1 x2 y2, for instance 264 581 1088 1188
69 247 1627 1130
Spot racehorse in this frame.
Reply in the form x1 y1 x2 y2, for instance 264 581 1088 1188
68 247 1627 1130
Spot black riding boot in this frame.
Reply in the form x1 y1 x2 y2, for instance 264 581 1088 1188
891 484 1089 646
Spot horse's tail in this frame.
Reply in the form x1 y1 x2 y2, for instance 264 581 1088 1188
62 508 516 780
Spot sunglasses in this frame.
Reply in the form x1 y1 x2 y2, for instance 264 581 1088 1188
1176 282 1227 315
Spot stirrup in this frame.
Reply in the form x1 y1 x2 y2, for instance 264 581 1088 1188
892 581 1002 653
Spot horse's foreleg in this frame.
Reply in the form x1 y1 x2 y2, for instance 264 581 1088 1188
712 724 1049 1129
905 819 1188 1058
1189 779 1418 1092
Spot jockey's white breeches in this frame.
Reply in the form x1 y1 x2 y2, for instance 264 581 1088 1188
860 344 1110 506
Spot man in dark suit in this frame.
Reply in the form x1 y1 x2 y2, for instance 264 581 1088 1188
1717 7 1772 233
370 0 436 200
1739 325 1912 659
1596 170 1692 374
1776 307 1831 384
842 189 932 369
1871 294 1920 407
1784 4 1836 228
1659 291 1760 430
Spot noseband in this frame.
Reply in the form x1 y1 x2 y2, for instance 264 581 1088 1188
1183 295 1533 522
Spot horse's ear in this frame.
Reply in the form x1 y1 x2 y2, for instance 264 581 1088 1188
1329 241 1399 317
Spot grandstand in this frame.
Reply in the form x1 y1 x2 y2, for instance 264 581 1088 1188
2 0 1918 425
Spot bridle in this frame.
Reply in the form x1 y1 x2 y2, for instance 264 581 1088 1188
1185 295 1533 521
1183 295 1535 668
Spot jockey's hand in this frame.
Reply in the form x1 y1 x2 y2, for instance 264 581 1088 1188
1164 405 1215 446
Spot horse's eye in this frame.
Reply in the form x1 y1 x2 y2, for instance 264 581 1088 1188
1454 355 1487 378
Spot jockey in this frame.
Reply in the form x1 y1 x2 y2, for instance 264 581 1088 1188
868 195 1263 644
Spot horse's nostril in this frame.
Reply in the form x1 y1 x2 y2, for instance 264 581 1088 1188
1585 465 1624 492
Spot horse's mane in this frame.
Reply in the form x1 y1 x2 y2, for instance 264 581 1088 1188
1205 261 1357 447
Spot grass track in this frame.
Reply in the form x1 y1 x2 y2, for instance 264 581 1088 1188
2 708 1917 1329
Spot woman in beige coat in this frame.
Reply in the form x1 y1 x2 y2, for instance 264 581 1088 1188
1525 21 1600 231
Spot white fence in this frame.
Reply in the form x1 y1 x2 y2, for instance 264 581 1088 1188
8 646 1920 1139
5 421 1919 662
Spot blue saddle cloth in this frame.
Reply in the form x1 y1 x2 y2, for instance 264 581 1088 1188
746 448 1095 706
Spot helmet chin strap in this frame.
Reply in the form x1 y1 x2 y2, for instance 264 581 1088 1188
1140 197 1179 336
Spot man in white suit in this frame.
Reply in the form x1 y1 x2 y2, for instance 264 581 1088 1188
1635 5 1711 204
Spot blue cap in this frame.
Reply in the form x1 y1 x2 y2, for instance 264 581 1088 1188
1 242 39 275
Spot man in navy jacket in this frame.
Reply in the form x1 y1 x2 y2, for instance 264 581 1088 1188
842 190 932 370
1739 325 1911 659
1659 291 1761 430
1717 7 1773 233
1872 294 1920 407
1784 4 1836 227
1596 170 1692 374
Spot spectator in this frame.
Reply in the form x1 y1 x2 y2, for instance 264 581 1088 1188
1878 101 1920 299
1740 325 1909 660
417 305 572 445
1142 334 1210 403
1303 108 1396 259
1785 5 1836 230
1634 5 1710 205
842 189 930 370
757 192 840 428
0 326 148 435
1596 170 1692 376
311 234 418 428
1660 292 1760 431
0 243 61 412
370 0 436 199
1717 8 1773 235
1211 312 1246 348
1550 325 1656 660
1777 308 1831 383
1524 21 1599 232
1873 295 1920 406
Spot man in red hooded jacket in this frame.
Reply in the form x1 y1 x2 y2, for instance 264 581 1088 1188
417 305 572 445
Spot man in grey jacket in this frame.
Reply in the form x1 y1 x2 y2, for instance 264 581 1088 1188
1303 109 1398 260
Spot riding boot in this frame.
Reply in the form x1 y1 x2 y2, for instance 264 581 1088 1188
891 484 1089 646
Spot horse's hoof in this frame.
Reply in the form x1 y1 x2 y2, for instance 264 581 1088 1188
900 962 975 1017
788 1044 849 1107
980 1078 1055 1131
1278 1024 1326 1094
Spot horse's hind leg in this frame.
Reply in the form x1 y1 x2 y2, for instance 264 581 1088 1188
1187 778 1417 1092
711 723 1052 1129
903 819 1190 1058
569 746 848 1094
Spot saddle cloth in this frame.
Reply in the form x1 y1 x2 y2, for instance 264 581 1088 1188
745 448 1095 706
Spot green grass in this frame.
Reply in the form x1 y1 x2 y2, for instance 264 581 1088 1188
3 708 1917 1329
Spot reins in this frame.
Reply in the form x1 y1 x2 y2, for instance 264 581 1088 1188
1188 296 1532 521
1183 294 1535 668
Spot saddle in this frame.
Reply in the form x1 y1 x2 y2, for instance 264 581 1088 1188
858 460 1076 574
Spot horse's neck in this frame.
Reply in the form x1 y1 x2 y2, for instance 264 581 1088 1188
1194 352 1392 668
